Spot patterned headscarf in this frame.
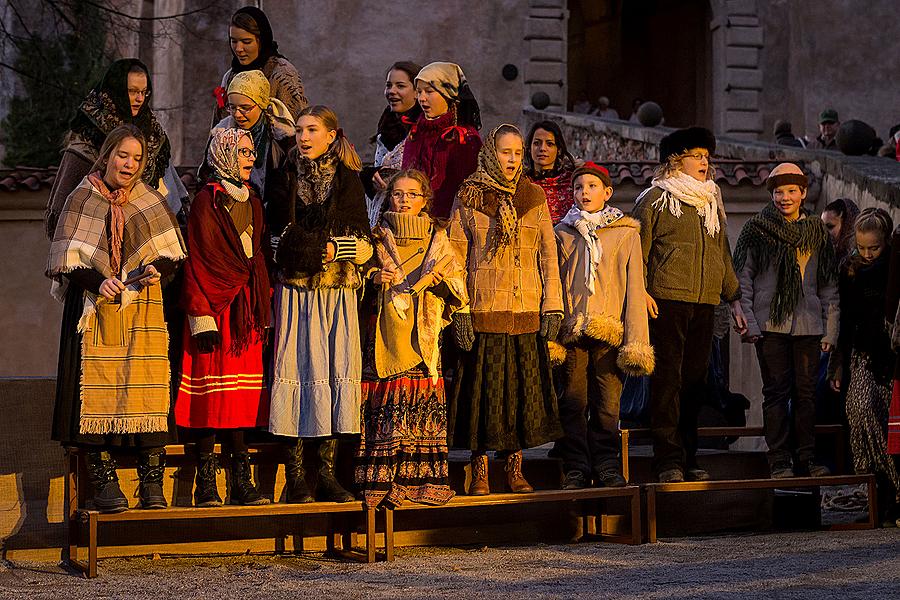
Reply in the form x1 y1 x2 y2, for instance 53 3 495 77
459 124 523 255
207 128 252 201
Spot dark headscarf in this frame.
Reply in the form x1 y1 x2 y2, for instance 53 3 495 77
229 7 283 74
68 58 171 186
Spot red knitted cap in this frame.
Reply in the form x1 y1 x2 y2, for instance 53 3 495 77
572 161 612 188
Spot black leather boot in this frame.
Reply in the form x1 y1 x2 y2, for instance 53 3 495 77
229 451 270 505
136 448 167 509
284 439 314 503
316 438 354 503
194 452 223 508
84 450 128 513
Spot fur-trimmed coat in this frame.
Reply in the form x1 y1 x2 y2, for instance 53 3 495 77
448 177 562 335
554 215 654 376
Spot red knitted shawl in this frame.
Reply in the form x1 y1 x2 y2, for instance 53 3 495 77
181 183 271 351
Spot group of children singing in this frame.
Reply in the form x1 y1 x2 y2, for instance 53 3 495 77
45 59 900 529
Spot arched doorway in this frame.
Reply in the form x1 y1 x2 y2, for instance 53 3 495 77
567 0 712 128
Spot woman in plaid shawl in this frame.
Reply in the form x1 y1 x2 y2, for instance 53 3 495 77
47 124 186 514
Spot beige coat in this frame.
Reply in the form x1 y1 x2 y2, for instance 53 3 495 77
554 215 654 376
372 214 468 380
448 177 563 335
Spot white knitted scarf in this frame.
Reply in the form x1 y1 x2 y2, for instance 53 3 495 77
650 171 721 237
560 205 623 294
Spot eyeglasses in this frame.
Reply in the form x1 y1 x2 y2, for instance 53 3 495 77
237 147 257 158
227 103 258 116
390 191 425 201
128 88 151 99
681 152 710 161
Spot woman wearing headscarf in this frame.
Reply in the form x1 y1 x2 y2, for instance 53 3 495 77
45 58 186 238
401 62 482 220
447 124 564 496
212 6 308 124
47 124 186 513
209 69 295 198
176 128 272 507
362 61 423 227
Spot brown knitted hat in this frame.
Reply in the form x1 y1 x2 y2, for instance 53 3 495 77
766 162 808 192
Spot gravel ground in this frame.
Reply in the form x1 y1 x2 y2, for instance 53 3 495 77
2 529 899 599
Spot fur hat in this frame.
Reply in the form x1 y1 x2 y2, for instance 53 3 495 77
572 161 612 188
658 126 716 164
766 162 808 192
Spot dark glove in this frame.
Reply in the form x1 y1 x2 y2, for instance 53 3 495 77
452 312 475 351
539 312 563 341
193 330 222 354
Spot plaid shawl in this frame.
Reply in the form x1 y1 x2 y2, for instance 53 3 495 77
47 177 186 435
48 177 185 324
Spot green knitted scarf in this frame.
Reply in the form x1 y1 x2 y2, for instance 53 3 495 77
733 203 836 326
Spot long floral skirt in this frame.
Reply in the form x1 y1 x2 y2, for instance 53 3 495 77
355 363 453 508
846 351 900 494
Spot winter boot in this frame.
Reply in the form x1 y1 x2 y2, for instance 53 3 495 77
505 450 534 493
229 451 270 505
84 450 128 513
136 448 167 509
194 452 223 507
315 438 354 503
284 438 314 504
468 453 490 496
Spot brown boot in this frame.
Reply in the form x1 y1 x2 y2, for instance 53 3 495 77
468 453 490 496
505 451 533 493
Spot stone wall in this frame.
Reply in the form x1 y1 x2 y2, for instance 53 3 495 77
168 0 537 165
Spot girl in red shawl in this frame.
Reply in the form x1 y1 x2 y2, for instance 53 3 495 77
176 128 272 507
401 62 482 220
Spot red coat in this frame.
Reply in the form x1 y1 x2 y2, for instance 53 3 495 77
402 110 481 219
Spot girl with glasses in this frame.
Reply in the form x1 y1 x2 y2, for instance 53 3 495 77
207 70 295 198
176 128 273 507
355 169 468 507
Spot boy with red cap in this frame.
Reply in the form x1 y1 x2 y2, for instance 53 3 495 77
733 162 839 478
553 162 654 489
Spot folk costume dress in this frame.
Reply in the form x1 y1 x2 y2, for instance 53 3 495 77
48 174 186 446
268 148 373 438
176 129 271 430
355 211 468 507
447 127 565 452
46 59 183 238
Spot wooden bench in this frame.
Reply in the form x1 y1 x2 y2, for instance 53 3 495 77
378 486 642 561
619 424 848 481
642 473 877 543
64 445 378 577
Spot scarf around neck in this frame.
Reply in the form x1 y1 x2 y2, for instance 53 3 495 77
87 172 129 276
651 171 721 237
458 125 522 256
377 211 434 318
733 203 836 325
295 148 338 207
561 205 624 294
376 104 422 151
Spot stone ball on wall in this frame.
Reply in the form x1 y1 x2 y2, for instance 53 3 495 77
531 91 551 110
836 119 876 156
502 64 519 81
637 102 663 127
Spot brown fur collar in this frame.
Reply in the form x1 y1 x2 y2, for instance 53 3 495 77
277 260 363 289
